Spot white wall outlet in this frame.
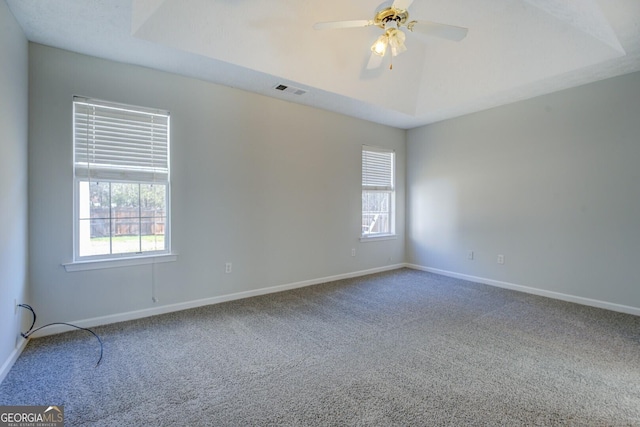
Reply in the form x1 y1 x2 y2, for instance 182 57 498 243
14 299 18 316
351 248 356 257
467 250 474 260
225 262 232 273
497 254 505 264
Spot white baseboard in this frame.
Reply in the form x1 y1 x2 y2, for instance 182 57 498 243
5 262 636 382
406 263 640 317
0 337 29 385
30 263 406 338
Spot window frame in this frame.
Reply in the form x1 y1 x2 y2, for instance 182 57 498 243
71 96 172 263
361 145 396 240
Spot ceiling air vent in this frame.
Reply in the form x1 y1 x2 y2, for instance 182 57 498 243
274 84 307 96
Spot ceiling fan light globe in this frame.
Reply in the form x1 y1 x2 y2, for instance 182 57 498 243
388 28 407 56
391 45 405 56
371 34 389 56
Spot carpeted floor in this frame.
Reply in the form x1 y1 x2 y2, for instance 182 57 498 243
1 268 639 426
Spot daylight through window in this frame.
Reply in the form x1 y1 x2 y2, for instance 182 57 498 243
362 145 395 238
73 97 170 260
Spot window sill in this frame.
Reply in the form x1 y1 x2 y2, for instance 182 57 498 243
63 253 178 272
360 234 397 243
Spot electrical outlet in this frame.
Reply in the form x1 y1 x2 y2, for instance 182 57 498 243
225 262 232 274
14 299 18 316
497 254 505 264
467 251 474 260
351 248 356 257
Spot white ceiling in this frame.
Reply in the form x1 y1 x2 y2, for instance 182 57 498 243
6 0 640 129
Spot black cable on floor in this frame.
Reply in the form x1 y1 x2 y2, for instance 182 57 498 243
18 303 36 336
18 304 103 367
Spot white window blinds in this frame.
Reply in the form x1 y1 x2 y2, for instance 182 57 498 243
362 146 394 190
73 97 169 182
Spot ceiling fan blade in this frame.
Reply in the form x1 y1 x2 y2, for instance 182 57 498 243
392 0 414 10
366 51 384 70
408 20 468 41
313 20 374 30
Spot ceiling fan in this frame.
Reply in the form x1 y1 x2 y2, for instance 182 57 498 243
313 0 468 69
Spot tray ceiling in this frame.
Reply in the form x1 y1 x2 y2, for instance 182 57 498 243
7 0 640 128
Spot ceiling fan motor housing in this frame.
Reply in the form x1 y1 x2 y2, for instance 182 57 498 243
374 6 409 28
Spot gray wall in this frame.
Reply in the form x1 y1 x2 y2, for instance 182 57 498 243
28 44 405 327
407 71 640 311
0 1 29 377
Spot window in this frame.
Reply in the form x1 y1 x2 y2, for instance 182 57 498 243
73 97 170 261
362 145 395 238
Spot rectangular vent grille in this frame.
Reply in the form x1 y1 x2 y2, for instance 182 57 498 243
274 84 307 96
